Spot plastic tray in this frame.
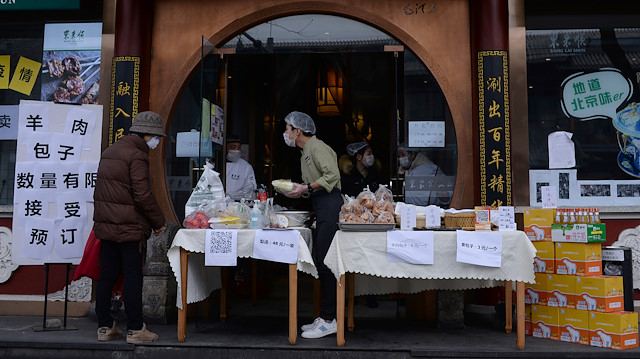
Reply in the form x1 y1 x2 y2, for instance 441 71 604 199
338 223 396 232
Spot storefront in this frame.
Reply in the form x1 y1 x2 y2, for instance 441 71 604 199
1 0 638 315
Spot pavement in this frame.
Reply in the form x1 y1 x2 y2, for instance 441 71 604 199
1 290 639 359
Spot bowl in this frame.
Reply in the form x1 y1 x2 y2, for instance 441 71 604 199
275 211 313 228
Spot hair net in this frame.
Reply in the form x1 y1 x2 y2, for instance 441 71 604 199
346 142 369 156
284 111 316 135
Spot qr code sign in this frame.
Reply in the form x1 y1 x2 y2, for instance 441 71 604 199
210 231 232 254
476 210 490 223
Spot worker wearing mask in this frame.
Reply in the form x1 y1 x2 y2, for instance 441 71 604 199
340 141 383 197
278 111 343 339
225 135 257 201
397 143 451 206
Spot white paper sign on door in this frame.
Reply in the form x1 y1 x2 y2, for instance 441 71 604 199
204 229 237 266
400 205 416 231
456 230 502 267
387 230 434 264
252 229 299 264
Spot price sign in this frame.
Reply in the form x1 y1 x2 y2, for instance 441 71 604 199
387 230 434 264
498 206 516 231
400 205 416 231
456 230 502 267
252 229 299 264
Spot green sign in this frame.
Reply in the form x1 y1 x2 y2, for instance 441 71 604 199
0 0 80 11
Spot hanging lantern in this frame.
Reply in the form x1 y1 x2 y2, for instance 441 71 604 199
316 67 343 116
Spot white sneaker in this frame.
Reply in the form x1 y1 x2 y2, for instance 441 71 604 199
301 318 337 339
300 317 323 332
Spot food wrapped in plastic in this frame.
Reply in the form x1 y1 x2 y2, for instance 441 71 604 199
374 185 393 202
356 190 376 210
340 196 364 215
372 199 395 217
359 208 375 223
339 212 365 223
374 211 395 224
271 179 295 193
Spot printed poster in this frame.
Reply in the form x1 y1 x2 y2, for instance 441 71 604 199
41 22 102 104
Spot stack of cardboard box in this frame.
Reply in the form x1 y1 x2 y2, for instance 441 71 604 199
523 209 638 350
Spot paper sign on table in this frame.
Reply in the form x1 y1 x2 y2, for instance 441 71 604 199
387 230 434 264
252 229 299 264
498 206 516 231
456 230 502 267
425 205 441 228
541 185 557 209
400 205 416 230
204 229 237 266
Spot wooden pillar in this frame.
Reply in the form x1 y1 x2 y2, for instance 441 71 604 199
109 0 153 144
470 0 512 207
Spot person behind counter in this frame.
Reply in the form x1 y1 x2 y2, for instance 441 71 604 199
340 141 383 197
93 111 166 344
278 111 343 339
397 143 451 206
225 135 257 201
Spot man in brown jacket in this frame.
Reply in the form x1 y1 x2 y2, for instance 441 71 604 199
93 111 166 344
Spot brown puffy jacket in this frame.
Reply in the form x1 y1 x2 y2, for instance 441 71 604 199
93 135 165 243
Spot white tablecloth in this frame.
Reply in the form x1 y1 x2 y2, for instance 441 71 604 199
324 230 537 296
168 228 316 309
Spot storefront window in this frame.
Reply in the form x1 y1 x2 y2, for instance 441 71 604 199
526 27 640 206
166 14 457 220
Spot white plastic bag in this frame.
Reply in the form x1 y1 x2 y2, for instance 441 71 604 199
185 161 225 219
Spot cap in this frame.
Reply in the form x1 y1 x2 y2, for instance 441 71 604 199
226 135 241 144
284 111 316 135
129 111 166 137
346 142 369 156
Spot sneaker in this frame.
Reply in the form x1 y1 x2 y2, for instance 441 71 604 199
301 318 337 339
300 317 324 332
126 323 158 344
97 323 123 341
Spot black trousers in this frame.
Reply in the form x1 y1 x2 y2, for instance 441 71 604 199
311 188 343 320
96 240 144 330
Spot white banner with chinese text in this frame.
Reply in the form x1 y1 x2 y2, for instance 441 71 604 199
12 100 102 265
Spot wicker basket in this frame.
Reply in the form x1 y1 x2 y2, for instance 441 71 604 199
394 214 435 229
444 212 475 230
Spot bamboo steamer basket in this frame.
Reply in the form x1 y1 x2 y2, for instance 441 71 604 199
443 212 475 230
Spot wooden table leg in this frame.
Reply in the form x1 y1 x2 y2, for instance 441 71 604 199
220 267 228 322
288 264 297 345
336 274 345 347
347 273 355 332
516 281 525 350
178 248 189 342
505 281 513 334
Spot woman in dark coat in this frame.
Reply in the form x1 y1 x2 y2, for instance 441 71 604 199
340 142 383 197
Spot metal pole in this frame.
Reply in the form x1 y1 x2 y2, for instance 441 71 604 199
63 264 70 328
42 264 49 330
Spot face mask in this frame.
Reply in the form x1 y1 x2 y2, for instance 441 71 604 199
398 156 410 168
227 150 241 162
283 131 297 147
362 154 375 168
146 136 160 149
